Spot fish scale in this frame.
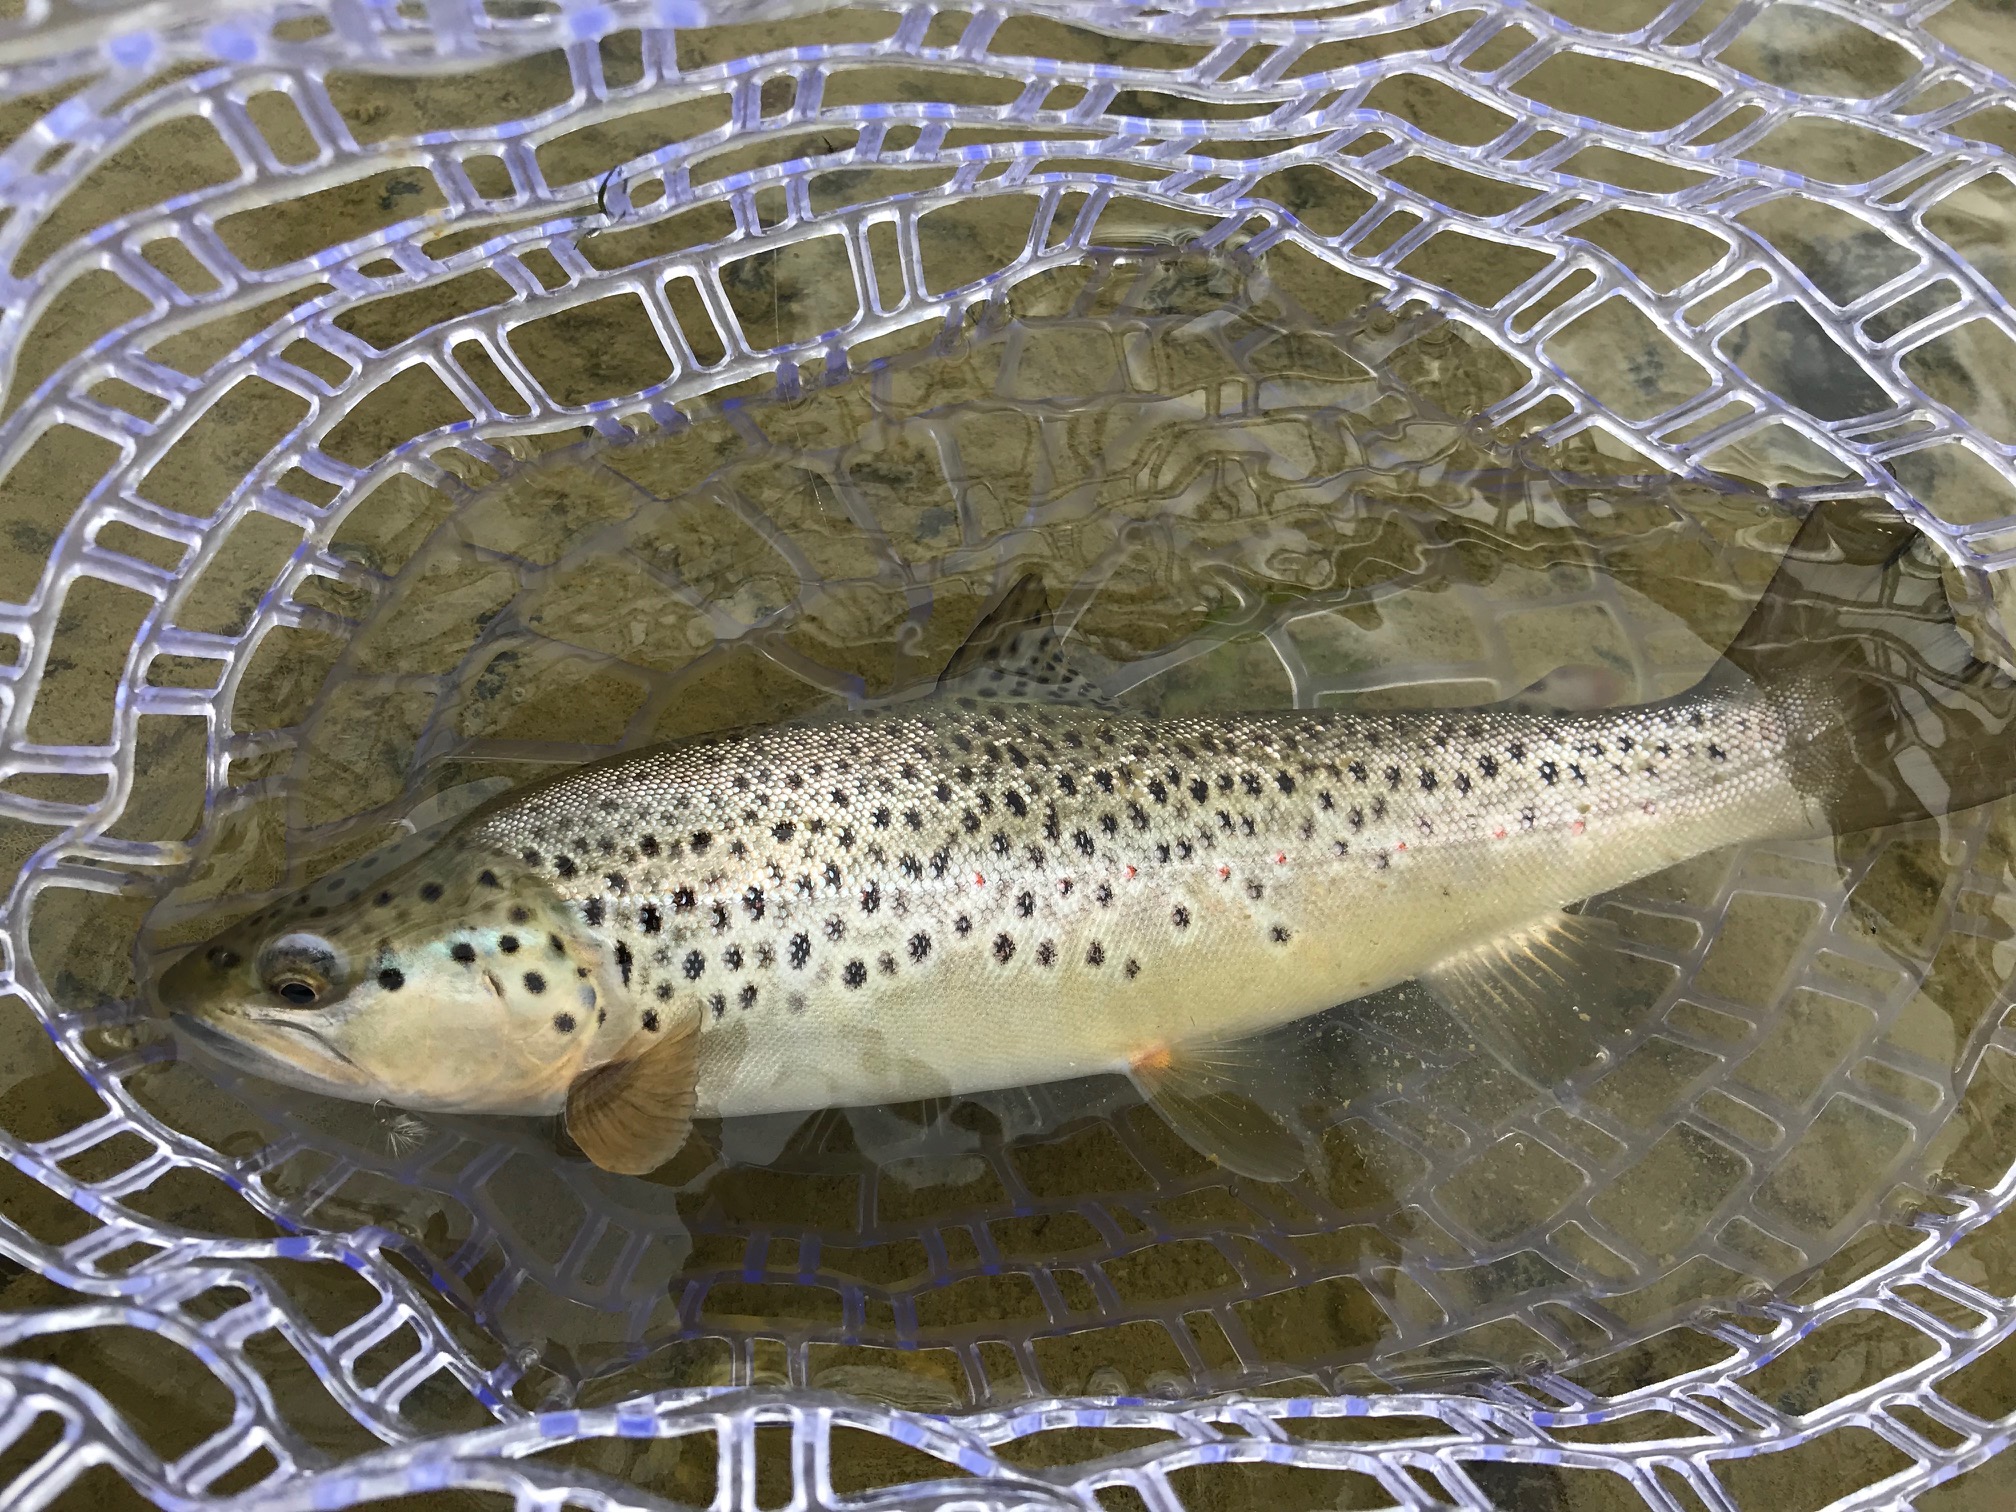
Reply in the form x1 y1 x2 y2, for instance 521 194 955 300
469 686 1812 1119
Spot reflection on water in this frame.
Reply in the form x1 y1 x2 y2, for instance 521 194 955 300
45 248 2015 1411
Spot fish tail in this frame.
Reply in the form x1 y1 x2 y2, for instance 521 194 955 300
1714 500 2016 833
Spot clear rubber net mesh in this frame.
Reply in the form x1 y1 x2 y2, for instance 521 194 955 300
3 1 2016 1508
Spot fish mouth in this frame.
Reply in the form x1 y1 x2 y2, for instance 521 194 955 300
171 1011 373 1100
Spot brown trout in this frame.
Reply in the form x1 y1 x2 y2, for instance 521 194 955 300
156 502 2016 1174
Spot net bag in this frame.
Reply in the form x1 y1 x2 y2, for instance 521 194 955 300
3 2 2016 1509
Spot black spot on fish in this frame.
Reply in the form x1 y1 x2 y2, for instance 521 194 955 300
450 942 476 965
860 881 881 914
643 1008 660 1032
1086 941 1105 967
497 935 519 955
722 945 743 970
955 914 972 936
605 872 628 894
614 941 633 986
1016 890 1035 918
674 949 701 980
1058 773 1078 796
1036 940 1055 967
553 1012 575 1034
478 870 500 888
1125 958 1141 979
508 906 530 925
739 984 757 1009
521 849 542 867
993 933 1016 964
690 830 712 853
1172 904 1190 929
789 933 811 968
640 834 659 857
640 904 661 934
909 931 932 963
373 892 393 907
743 886 765 921
554 857 576 879
420 882 443 902
772 821 795 842
1271 925 1291 943
524 972 546 994
841 959 867 989
672 886 695 911
1539 760 1558 785
584 898 605 926
1276 771 1296 794
825 915 845 941
378 967 404 991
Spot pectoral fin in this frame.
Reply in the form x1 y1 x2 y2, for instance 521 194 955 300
1419 911 1631 1088
564 1004 703 1175
1129 1041 1308 1182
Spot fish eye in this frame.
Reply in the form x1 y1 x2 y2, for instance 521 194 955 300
259 932 343 1007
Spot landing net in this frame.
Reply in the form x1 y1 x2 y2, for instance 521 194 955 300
3 2 2015 1509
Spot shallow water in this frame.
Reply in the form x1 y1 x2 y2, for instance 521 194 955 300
3 2 2016 1498
19 249 2005 1427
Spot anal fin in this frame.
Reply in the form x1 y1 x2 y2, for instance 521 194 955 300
1418 911 1631 1089
1129 1040 1308 1182
565 1003 702 1175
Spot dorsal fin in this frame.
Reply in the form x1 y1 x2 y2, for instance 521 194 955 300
936 573 1115 708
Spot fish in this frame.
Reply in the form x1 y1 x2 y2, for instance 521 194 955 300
155 500 2016 1177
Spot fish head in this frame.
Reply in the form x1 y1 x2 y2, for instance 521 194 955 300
155 838 622 1115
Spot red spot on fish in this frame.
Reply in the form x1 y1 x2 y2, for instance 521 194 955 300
1642 801 1656 814
1274 851 1287 865
1394 842 1407 852
1217 864 1231 880
1125 864 1138 880
1571 819 1586 835
1493 827 1507 839
973 871 986 886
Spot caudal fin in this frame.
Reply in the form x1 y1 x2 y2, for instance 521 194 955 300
1714 500 2016 834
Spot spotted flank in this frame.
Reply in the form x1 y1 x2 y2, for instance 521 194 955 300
157 502 2016 1176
